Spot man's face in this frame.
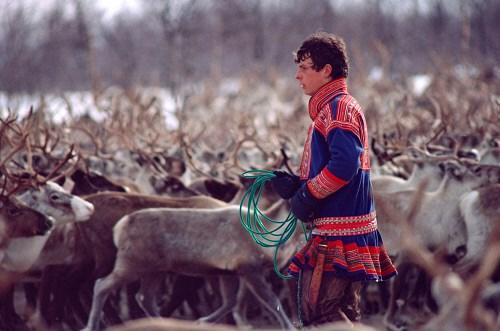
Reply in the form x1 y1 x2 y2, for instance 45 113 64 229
295 57 332 96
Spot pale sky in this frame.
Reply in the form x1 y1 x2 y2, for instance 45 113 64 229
1 0 143 20
94 0 142 19
1 0 459 23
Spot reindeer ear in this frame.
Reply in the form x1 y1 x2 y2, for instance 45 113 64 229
71 169 85 181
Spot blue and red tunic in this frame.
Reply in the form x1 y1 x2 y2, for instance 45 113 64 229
288 78 397 282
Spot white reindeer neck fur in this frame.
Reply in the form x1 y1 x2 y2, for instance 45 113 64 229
454 191 487 273
0 232 51 272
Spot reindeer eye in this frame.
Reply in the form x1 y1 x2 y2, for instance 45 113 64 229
49 193 60 202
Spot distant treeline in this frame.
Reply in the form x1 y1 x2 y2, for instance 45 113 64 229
1 0 499 93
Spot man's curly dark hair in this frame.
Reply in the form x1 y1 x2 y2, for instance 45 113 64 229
294 32 349 79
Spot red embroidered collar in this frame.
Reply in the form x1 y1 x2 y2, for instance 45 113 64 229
308 78 348 120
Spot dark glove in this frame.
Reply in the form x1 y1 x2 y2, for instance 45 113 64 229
270 170 300 199
290 184 318 223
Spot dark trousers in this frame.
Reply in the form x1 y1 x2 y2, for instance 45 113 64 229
300 269 362 326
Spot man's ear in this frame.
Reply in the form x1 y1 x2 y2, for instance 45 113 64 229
322 64 333 78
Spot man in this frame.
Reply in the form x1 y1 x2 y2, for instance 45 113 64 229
271 32 397 326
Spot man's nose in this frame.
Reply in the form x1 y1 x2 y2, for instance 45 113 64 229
295 70 301 80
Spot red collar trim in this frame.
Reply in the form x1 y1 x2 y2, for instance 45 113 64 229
308 78 348 120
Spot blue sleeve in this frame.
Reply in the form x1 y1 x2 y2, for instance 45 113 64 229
306 128 363 199
325 128 363 182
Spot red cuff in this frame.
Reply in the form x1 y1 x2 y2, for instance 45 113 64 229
307 168 348 199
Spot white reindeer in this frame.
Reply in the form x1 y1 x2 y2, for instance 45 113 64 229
377 162 500 329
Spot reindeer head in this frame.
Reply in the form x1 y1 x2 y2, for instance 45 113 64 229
0 140 95 224
151 153 186 177
0 195 53 243
85 155 115 175
149 175 199 197
18 152 50 174
15 181 94 223
70 168 127 195
441 160 500 188
468 164 500 186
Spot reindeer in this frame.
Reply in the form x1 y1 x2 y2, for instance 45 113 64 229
2 179 95 330
81 200 300 331
30 192 227 329
0 147 95 272
104 317 379 331
394 181 500 331
377 161 499 257
7 178 91 324
0 118 93 267
358 149 450 316
0 140 96 330
376 161 500 329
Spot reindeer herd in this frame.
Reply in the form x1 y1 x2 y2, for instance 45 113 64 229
0 69 499 331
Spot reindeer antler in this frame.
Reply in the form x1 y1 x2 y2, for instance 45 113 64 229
40 144 79 184
0 110 19 149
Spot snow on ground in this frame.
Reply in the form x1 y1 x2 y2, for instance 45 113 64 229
0 88 179 129
0 78 301 132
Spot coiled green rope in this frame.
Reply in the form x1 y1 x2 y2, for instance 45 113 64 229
239 169 310 280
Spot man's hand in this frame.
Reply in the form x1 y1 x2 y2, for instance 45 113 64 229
290 184 317 223
270 170 300 199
